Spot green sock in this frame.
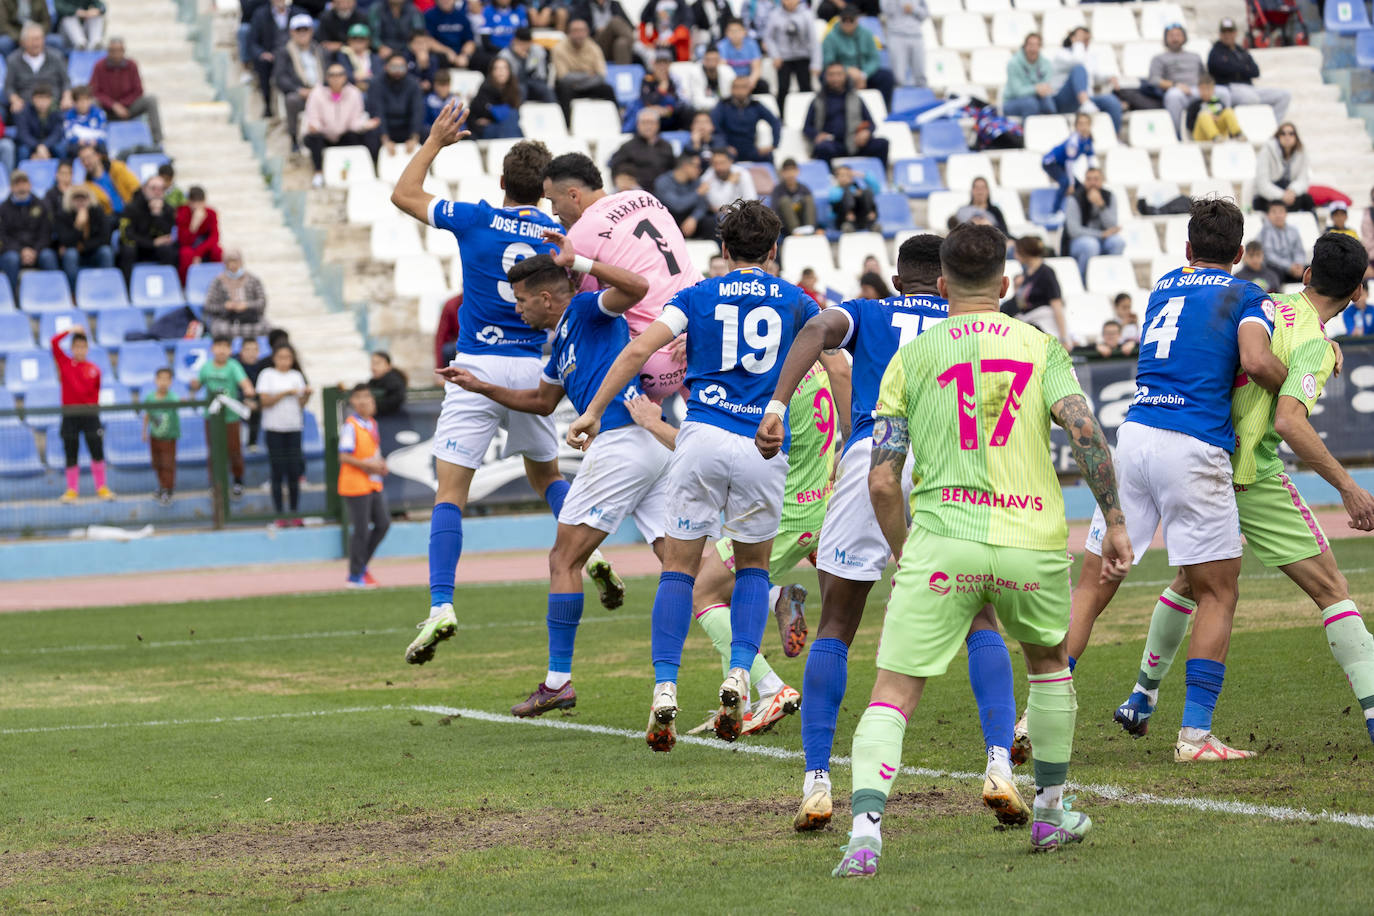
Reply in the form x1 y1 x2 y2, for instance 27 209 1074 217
1027 668 1077 807
694 603 776 685
1137 587 1196 691
1323 601 1374 714
850 703 907 820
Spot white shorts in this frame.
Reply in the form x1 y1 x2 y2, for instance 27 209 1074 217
663 421 788 543
431 352 559 469
558 425 672 543
1084 420 1242 567
816 438 914 581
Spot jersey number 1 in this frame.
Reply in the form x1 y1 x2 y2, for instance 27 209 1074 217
633 219 682 276
937 359 1033 451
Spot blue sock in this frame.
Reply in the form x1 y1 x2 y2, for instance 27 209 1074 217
544 479 570 518
428 502 463 606
727 566 771 672
1182 658 1226 731
1068 656 1077 672
651 571 695 683
966 629 1015 751
801 637 849 771
546 592 584 673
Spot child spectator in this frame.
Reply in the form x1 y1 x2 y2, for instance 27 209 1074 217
1185 75 1242 142
191 335 255 498
423 69 452 136
1329 204 1360 241
63 85 107 152
1234 239 1281 292
175 186 222 283
772 158 817 236
1093 320 1136 359
828 162 878 232
52 329 112 502
716 20 763 92
338 383 390 588
235 337 264 449
142 366 180 504
15 83 64 160
1041 111 1095 213
1112 292 1139 342
255 343 311 517
158 163 186 208
799 267 824 305
368 350 408 416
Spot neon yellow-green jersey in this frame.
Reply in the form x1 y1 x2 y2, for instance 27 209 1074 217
875 311 1084 551
1230 291 1337 486
781 361 838 530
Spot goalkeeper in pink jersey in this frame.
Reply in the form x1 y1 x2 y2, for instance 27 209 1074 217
543 152 697 401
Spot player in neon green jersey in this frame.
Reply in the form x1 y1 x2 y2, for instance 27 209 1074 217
830 223 1132 877
1112 232 1374 752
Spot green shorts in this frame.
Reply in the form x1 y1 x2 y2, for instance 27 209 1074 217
876 527 1071 678
1236 472 1328 568
716 522 822 580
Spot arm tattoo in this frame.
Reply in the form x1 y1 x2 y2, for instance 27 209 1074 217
1054 394 1125 526
870 416 910 475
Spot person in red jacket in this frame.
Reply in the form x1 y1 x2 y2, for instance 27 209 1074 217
52 328 113 502
434 292 461 368
175 185 222 282
88 38 164 145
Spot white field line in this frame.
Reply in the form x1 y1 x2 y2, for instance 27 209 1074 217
0 705 401 735
413 704 1374 831
1120 566 1371 590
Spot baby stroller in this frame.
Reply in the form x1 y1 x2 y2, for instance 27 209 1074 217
1246 0 1309 47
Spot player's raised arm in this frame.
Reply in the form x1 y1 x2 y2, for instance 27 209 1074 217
390 99 470 224
435 366 565 416
542 229 649 313
756 309 851 458
1238 321 1288 394
867 414 911 561
567 319 677 450
1051 392 1133 581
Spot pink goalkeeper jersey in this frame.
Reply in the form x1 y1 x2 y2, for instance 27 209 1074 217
567 189 697 336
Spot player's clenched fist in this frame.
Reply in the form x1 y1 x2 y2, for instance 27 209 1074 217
567 414 600 451
755 414 784 459
1099 524 1134 583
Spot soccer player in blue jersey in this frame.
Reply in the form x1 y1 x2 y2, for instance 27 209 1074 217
568 200 821 751
438 232 673 717
390 99 622 666
758 234 1029 831
1067 197 1289 761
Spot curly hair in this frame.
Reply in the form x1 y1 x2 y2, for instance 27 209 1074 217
543 152 604 191
1187 196 1243 265
717 199 781 265
940 223 1008 294
503 140 553 205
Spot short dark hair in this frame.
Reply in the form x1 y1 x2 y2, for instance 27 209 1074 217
155 366 173 378
350 382 371 395
371 350 392 365
544 152 603 192
187 185 206 202
70 331 88 345
267 329 290 348
212 334 233 345
676 152 698 169
503 140 553 205
72 84 91 100
32 82 52 97
1102 319 1122 331
1187 196 1244 264
940 223 1008 294
1113 291 1133 306
513 26 532 41
896 232 943 290
781 158 798 170
717 199 781 265
1244 240 1264 255
1309 231 1367 301
158 163 175 180
1014 235 1045 259
507 253 569 291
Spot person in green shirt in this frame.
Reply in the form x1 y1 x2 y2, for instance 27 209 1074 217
820 9 894 109
190 335 256 497
142 366 180 504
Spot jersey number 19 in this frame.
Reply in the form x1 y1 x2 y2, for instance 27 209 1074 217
715 304 782 373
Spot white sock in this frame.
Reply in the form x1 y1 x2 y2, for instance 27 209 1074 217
1180 726 1209 743
768 585 781 611
1131 684 1159 704
1035 784 1064 810
986 746 1012 779
1366 708 1374 722
803 768 830 797
757 671 784 699
545 670 571 689
852 812 882 840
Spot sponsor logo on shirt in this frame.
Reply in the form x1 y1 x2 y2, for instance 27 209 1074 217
940 488 1044 511
476 325 505 345
697 384 763 417
1131 385 1186 407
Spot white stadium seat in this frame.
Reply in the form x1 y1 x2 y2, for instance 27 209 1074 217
1209 141 1258 182
941 12 991 50
425 223 459 259
1090 111 1119 154
783 91 815 130
1013 0 1060 11
1150 253 1181 285
1120 41 1159 81
322 145 375 188
448 254 464 292
1040 6 1086 43
545 136 591 158
1161 216 1190 258
991 188 1033 236
966 0 1010 12
1127 110 1179 151
875 121 918 161
459 174 504 207
1290 210 1321 252
925 190 963 233
1022 114 1070 154
1045 257 1085 298
1234 104 1279 144
684 239 720 276
927 0 962 19
1188 176 1238 201
1119 219 1162 260
1157 145 1209 185
418 291 449 336
857 89 888 125
969 47 1011 88
1085 254 1138 294
370 215 422 264
393 254 447 299
775 127 810 165
990 9 1037 47
449 68 483 101
1139 3 1187 42
838 232 892 278
1064 291 1114 344
431 142 485 185
780 234 836 277
925 49 968 90
375 145 411 185
1137 180 1182 211
346 180 392 226
519 102 569 138
570 99 622 141
945 153 996 192
1088 4 1140 43
996 149 1049 190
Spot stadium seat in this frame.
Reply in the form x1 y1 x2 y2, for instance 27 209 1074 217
108 120 154 158
0 312 36 353
103 415 150 467
449 67 483 100
924 190 962 232
1022 115 1070 154
99 380 136 414
834 156 886 191
965 0 1010 14
173 339 211 385
18 270 72 313
874 121 917 161
1209 141 1257 182
1040 6 1087 43
520 101 569 139
394 254 446 299
0 388 16 425
1137 180 1182 211
606 64 645 107
0 274 13 312
302 410 325 458
941 12 990 50
81 344 113 378
945 153 995 192
1104 145 1154 188
918 120 969 160
1188 176 1236 201
369 216 422 264
990 10 1037 47
783 90 815 129
4 352 57 393
780 234 836 277
969 48 1011 89
797 159 833 198
924 49 967 90
1119 220 1163 260
0 167 7 201
374 145 410 185
839 231 893 275
130 264 185 309
425 223 459 259
45 422 94 468
1159 216 1190 258
125 152 170 182
447 254 464 292
1064 291 1114 344
175 416 208 464
1139 2 1187 40
856 89 887 125
1157 145 1209 186
1028 187 1065 229
184 262 221 308
322 145 376 188
1084 255 1137 295
996 149 1049 191
1357 28 1374 68
430 142 484 185
1326 0 1372 34
1088 4 1140 43
1120 41 1159 81
66 48 105 85
93 307 147 348
19 382 59 426
991 188 1033 237
39 310 89 342
1012 0 1061 11
889 86 936 118
0 425 43 476
570 99 621 141
116 340 170 389
875 194 915 238
74 268 129 311
345 180 393 227
892 157 944 197
458 174 504 207
1126 110 1179 151
1290 210 1321 253
926 0 960 17
1233 104 1278 144
684 239 720 276
1045 257 1084 299
17 158 58 197
1089 111 1118 154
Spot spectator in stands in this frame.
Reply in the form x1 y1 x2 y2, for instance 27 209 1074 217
1208 17 1289 123
4 23 71 112
423 0 476 67
638 0 692 63
55 185 113 288
1235 239 1281 292
15 83 64 160
335 24 383 89
828 161 877 232
610 108 675 189
0 120 11 172
76 145 137 213
0 0 62 56
799 266 823 304
303 63 382 187
191 335 254 498
527 0 569 31
1330 204 1359 243
552 19 618 116
1261 200 1306 282
1009 235 1069 345
500 28 556 104
1042 111 1095 213
1185 74 1242 142
205 249 272 339
273 15 327 153
116 173 177 279
711 75 780 164
249 0 300 117
684 109 726 169
369 0 426 60
63 85 107 152
158 162 186 207
435 292 461 367
708 254 728 276
772 158 816 236
90 38 164 147
694 0 736 51
610 166 639 190
236 337 264 449
821 8 893 109
1052 27 1122 133
1001 33 1055 119
956 177 1008 236
257 342 311 516
716 20 763 93
702 147 756 211
1092 320 1134 360
338 383 390 588
424 69 452 135
57 0 105 51
1149 24 1229 138
805 62 889 165
654 152 711 239
0 169 57 289
858 271 890 299
52 328 112 501
143 367 180 504
678 46 728 111
880 0 927 90
638 51 687 131
319 0 365 54
568 0 635 65
1254 121 1315 213
477 0 529 65
175 186 221 283
401 29 439 91
469 56 524 139
1345 295 1374 337
369 350 407 416
368 54 425 152
765 0 818 107
1113 292 1139 342
1063 167 1124 279
43 159 72 211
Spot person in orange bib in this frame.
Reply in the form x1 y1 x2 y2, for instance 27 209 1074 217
338 383 391 589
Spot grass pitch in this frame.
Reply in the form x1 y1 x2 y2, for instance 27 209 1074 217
4 540 1374 913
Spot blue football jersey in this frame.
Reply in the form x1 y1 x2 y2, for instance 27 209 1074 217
428 198 560 358
1125 266 1275 451
660 267 821 448
543 291 642 433
837 293 949 452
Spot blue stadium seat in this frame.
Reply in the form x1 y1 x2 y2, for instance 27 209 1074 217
67 49 105 85
892 157 944 198
99 381 136 416
835 156 886 191
176 416 208 464
0 273 13 312
184 262 221 307
83 345 114 378
231 335 269 356
891 86 938 119
124 152 171 182
876 192 916 238
1327 0 1372 34
606 64 645 107
19 270 74 313
1028 187 1066 230
103 416 150 467
303 411 323 458
94 307 147 348
0 425 44 476
116 340 171 389
1358 29 1374 68
19 384 59 426
173 338 211 384
0 313 37 353
75 268 130 311
108 120 155 158
919 120 970 160
130 264 185 309
0 389 18 425
858 15 885 43
0 168 8 201
153 304 202 324
39 310 90 342
797 159 833 198
4 352 57 393
17 158 58 197
45 423 92 468
661 130 690 154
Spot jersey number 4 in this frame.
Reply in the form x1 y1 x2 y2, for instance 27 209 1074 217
937 359 1033 451
715 304 782 374
1143 296 1184 359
